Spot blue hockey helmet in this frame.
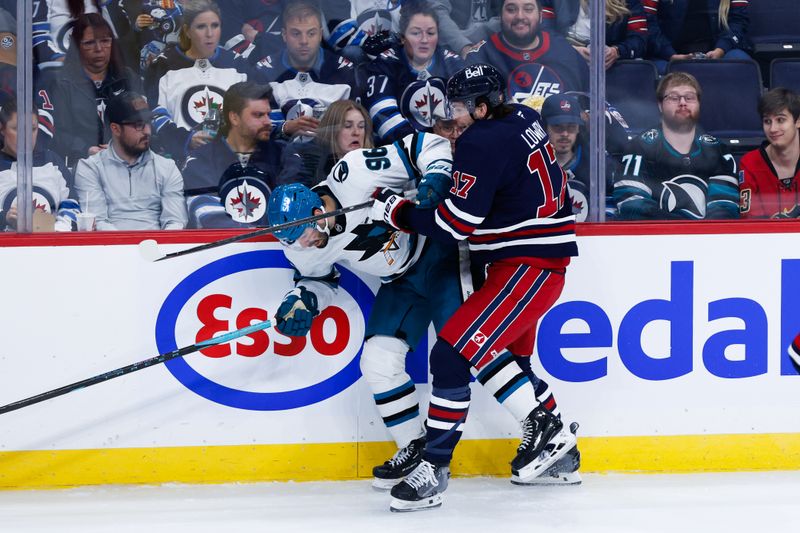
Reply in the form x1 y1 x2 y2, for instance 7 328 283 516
446 63 506 113
267 183 324 243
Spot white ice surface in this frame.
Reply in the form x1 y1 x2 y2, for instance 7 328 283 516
1 472 798 533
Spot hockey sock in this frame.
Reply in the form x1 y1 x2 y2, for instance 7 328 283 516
423 339 473 465
474 350 539 423
361 336 423 448
424 385 471 466
514 355 561 418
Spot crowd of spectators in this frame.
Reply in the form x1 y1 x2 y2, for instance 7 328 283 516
0 0 798 231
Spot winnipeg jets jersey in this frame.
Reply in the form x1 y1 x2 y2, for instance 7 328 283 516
283 132 452 309
363 47 464 142
0 149 78 231
148 46 251 131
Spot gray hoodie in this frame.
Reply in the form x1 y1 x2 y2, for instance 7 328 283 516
74 142 188 231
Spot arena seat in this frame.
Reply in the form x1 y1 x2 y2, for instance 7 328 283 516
748 0 800 55
769 58 800 93
667 59 763 146
606 60 661 134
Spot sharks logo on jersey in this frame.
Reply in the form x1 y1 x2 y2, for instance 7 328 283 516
400 78 447 131
507 64 565 105
343 221 399 262
659 174 708 219
181 85 225 127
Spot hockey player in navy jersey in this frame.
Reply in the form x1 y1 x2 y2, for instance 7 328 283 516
371 63 579 511
268 121 578 492
613 72 739 220
464 0 588 107
361 0 464 143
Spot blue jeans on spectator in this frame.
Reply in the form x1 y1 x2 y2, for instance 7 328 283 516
653 48 752 75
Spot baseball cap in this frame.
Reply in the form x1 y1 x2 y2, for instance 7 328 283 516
541 94 584 126
0 8 15 35
107 92 153 124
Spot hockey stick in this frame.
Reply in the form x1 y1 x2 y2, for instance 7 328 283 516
0 319 273 415
139 199 375 262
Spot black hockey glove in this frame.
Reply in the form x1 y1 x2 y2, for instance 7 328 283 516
275 287 319 337
370 187 410 231
362 30 400 58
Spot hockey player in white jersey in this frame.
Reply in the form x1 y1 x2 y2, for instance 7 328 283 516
268 128 580 490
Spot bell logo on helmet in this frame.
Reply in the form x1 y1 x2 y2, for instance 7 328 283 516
465 65 485 78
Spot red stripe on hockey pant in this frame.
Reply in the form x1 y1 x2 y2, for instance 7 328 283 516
439 261 565 371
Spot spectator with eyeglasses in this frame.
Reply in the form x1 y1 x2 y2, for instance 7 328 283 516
614 71 739 220
43 13 141 169
74 91 188 230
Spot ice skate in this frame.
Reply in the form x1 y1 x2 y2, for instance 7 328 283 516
511 405 577 482
372 437 424 490
512 422 581 486
388 460 449 512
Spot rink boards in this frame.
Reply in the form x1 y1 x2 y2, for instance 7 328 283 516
0 223 798 489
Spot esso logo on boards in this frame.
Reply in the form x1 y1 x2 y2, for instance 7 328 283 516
155 250 375 410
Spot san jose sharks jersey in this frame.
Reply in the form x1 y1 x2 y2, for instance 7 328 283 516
614 127 739 220
283 132 452 309
363 46 464 142
465 31 589 107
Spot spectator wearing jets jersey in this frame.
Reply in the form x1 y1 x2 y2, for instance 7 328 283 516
252 0 356 144
287 99 375 187
74 91 188 230
144 0 270 162
643 0 752 75
613 71 739 220
540 0 649 69
427 0 500 58
44 13 141 169
361 0 464 144
739 88 800 219
0 98 80 232
181 81 302 228
464 0 588 108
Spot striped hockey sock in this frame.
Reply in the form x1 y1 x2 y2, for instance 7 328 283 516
373 379 423 447
513 354 561 418
474 350 538 422
423 386 471 465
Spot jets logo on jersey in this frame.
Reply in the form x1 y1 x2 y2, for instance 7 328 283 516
219 164 273 224
400 79 447 130
332 161 349 183
2 186 57 215
181 85 225 127
659 174 708 219
356 10 395 36
507 64 564 104
343 222 398 262
566 178 588 222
